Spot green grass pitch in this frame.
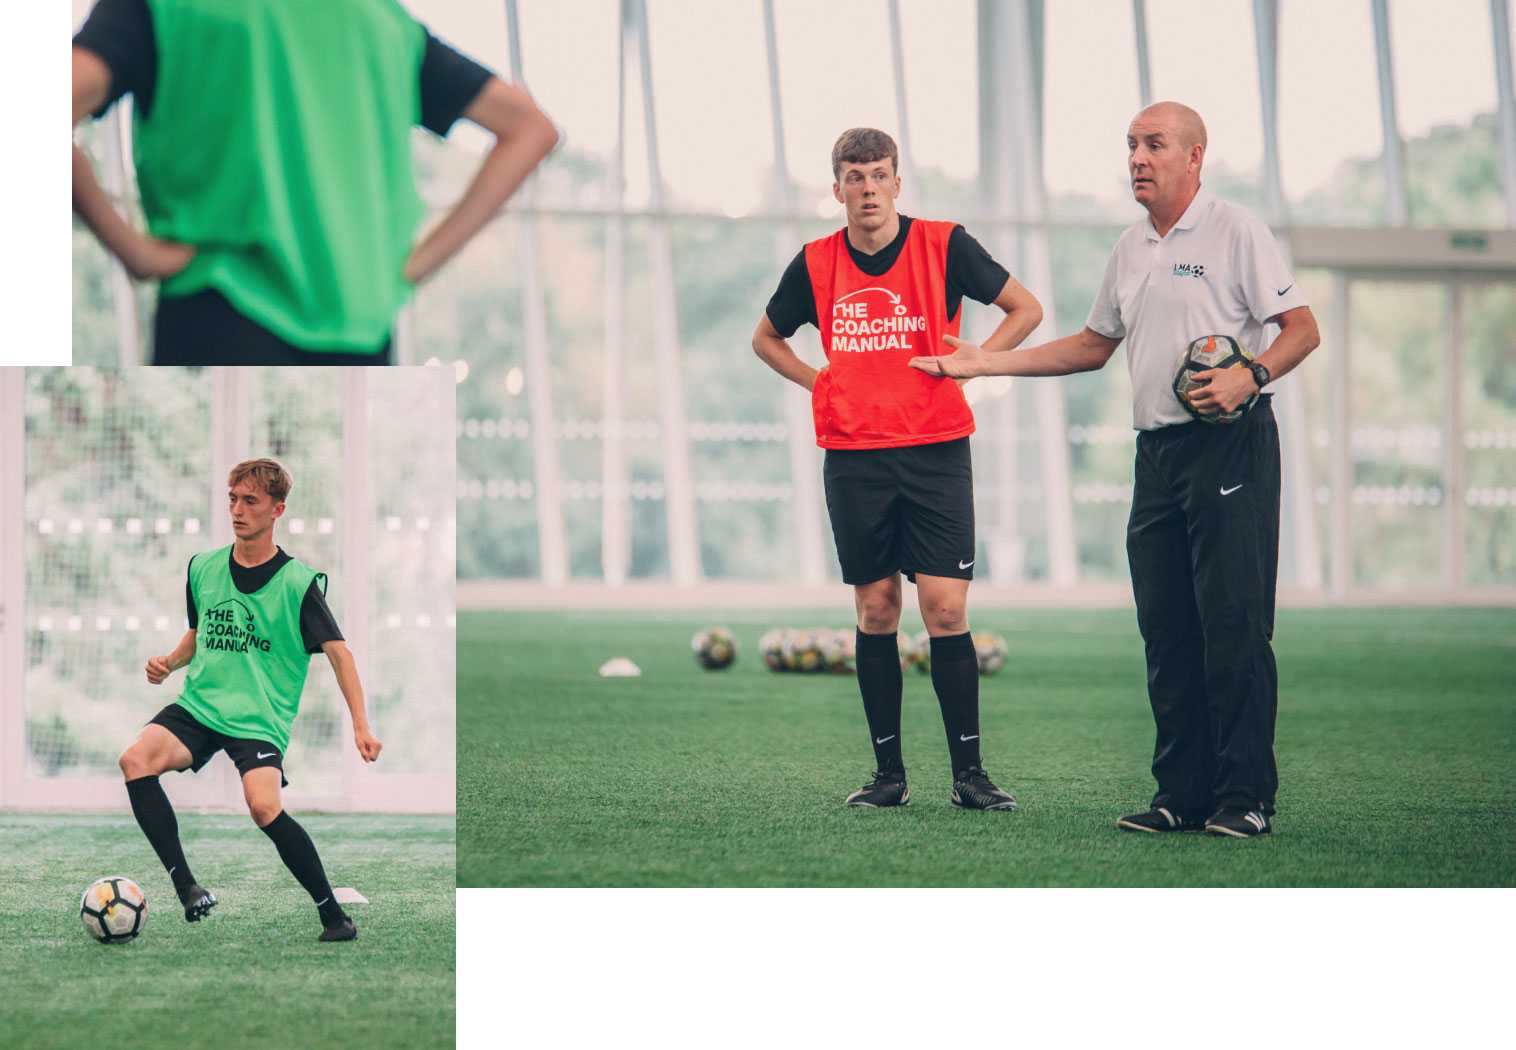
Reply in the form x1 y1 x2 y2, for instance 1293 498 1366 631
459 607 1516 887
0 814 454 1049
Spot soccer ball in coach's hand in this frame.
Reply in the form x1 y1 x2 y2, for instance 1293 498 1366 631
692 627 737 670
80 876 148 943
1173 334 1257 424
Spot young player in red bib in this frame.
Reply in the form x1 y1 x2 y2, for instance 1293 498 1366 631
753 128 1043 809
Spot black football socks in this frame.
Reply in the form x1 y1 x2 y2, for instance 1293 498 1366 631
855 629 905 774
930 631 981 775
124 775 197 894
259 810 347 927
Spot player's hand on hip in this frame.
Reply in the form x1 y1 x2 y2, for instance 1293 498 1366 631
909 334 984 380
354 727 383 763
1186 367 1258 415
144 655 172 685
122 233 196 282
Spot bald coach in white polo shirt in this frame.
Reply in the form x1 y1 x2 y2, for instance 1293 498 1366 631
910 101 1320 839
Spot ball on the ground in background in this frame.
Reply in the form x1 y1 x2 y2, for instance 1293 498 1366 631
819 628 856 674
691 627 737 670
911 631 933 674
80 876 147 943
973 632 1009 676
759 628 786 671
897 632 917 671
788 628 825 673
1173 334 1257 424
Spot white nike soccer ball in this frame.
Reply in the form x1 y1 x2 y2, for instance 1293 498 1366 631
910 631 933 674
818 628 856 674
80 876 148 943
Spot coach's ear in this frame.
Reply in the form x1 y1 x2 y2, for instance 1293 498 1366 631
272 501 285 521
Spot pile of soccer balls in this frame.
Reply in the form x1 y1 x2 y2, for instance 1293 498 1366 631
691 626 738 669
80 875 148 943
752 627 1009 677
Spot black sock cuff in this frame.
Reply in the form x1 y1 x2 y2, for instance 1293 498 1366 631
124 775 161 788
258 810 292 838
855 629 899 657
929 631 975 658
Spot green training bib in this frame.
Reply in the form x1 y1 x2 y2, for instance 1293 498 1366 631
176 546 323 752
136 0 427 352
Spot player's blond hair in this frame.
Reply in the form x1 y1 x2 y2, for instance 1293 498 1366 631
228 458 292 504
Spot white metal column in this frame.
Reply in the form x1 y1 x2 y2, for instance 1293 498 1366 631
984 0 1078 587
601 8 632 587
1329 274 1353 596
762 0 826 585
1132 0 1153 107
887 0 919 194
0 369 25 807
207 369 249 808
208 369 250 550
1492 0 1516 225
505 0 569 587
1370 0 1409 225
1253 0 1321 589
1443 282 1465 589
978 2 1024 583
340 370 375 809
630 0 700 585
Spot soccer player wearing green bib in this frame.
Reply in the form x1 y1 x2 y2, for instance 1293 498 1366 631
118 459 382 941
71 0 559 365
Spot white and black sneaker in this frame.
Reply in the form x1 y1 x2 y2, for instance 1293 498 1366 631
1204 808 1271 838
1116 806 1199 833
950 767 1017 811
845 770 910 807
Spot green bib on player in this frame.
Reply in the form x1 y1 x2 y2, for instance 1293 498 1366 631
136 0 427 352
176 546 323 752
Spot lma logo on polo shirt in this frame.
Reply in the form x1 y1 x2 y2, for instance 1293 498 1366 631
1171 262 1207 279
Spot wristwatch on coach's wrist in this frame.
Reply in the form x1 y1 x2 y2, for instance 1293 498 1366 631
1248 362 1271 390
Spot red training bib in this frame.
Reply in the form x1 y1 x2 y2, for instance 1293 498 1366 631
804 219 974 450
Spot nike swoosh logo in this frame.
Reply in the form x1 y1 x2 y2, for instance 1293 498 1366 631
316 898 329 907
959 733 978 742
874 735 896 745
958 560 974 570
1277 284 1293 296
1220 484 1243 496
256 751 277 760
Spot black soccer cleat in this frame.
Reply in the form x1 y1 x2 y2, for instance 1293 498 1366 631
1204 808 1271 838
177 883 218 923
1116 806 1199 833
318 918 358 942
844 770 910 807
950 767 1017 811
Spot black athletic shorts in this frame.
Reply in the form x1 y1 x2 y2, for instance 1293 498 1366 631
149 703 289 787
822 436 976 586
153 288 392 366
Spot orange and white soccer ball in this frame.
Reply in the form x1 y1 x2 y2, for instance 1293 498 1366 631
80 876 148 943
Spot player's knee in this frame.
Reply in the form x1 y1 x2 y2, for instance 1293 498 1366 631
119 748 151 780
247 799 282 827
925 601 967 634
858 597 901 633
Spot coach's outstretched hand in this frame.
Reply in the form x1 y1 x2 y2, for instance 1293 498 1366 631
354 725 383 763
145 655 172 685
910 334 987 380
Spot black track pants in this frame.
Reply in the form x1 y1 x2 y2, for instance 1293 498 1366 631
1126 397 1280 818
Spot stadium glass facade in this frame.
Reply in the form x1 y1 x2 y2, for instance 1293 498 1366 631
70 0 1516 596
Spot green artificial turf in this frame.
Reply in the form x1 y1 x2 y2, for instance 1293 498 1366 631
459 607 1516 887
0 814 454 1049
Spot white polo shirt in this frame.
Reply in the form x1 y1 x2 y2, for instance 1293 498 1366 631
1085 185 1308 430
